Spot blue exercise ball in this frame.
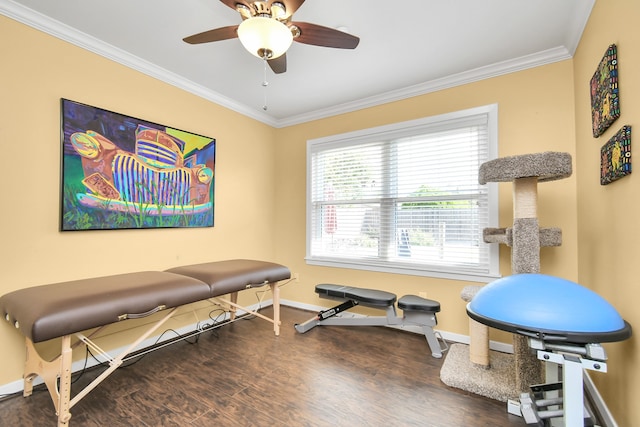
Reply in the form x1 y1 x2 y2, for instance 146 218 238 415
467 274 632 343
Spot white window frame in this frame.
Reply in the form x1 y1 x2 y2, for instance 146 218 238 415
305 104 500 282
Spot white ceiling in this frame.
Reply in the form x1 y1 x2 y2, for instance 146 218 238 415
1 0 594 127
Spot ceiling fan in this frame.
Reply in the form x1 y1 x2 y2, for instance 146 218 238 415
183 0 360 74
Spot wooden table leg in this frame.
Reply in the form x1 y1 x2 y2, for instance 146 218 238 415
270 283 281 336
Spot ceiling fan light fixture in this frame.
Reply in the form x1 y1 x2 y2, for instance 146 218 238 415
237 17 293 59
236 4 252 19
271 2 287 19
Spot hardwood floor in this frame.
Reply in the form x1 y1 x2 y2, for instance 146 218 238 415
0 306 527 426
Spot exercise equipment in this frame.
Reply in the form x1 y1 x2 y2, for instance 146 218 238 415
467 273 632 427
295 284 447 358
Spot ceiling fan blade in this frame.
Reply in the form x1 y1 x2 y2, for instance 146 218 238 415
268 54 287 74
291 22 360 49
183 25 239 44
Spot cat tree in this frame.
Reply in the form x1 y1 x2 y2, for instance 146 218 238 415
441 151 572 400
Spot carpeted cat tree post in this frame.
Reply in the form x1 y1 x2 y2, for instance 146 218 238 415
478 151 572 393
440 151 572 401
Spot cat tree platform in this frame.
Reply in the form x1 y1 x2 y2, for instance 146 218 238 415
442 151 572 402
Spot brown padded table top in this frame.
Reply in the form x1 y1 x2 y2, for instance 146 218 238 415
0 260 291 343
166 259 291 295
0 271 210 343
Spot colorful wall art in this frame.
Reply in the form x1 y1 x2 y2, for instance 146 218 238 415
591 44 620 138
600 125 631 185
61 99 216 231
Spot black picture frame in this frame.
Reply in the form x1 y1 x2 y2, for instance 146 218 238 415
60 99 216 231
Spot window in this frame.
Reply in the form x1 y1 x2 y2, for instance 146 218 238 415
306 104 499 282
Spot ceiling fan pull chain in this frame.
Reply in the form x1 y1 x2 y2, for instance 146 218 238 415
262 54 269 111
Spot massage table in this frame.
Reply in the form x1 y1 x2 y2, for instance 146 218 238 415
0 259 290 427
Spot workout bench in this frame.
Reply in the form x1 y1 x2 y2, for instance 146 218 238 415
295 284 447 358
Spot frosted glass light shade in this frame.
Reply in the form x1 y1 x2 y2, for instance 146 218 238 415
237 17 293 59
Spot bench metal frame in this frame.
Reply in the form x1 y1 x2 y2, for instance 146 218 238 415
295 291 446 358
518 339 607 427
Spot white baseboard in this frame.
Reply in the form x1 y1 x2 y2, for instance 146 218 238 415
0 301 266 397
1 299 615 426
1 298 511 397
294 296 616 425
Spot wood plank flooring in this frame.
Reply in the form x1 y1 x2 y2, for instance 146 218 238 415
0 306 527 426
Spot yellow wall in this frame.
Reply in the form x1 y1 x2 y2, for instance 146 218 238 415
574 1 640 424
0 15 279 383
2 2 638 424
275 61 578 340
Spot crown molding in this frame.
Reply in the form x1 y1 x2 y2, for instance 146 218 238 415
0 0 279 127
276 46 572 127
564 0 596 55
2 0 582 129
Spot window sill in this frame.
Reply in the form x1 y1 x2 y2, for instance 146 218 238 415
305 257 501 283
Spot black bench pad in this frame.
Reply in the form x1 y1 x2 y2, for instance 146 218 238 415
398 295 441 313
315 284 397 307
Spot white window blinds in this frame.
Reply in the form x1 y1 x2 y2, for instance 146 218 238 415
306 105 499 281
